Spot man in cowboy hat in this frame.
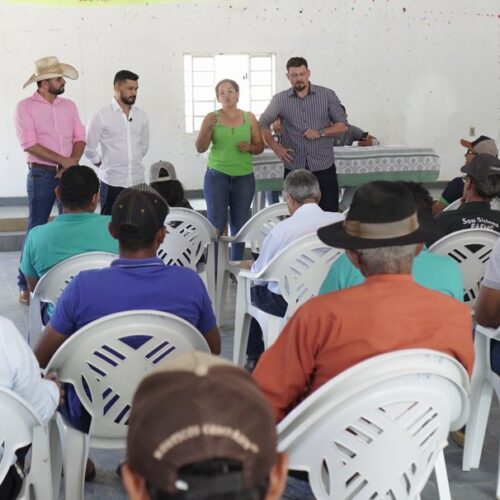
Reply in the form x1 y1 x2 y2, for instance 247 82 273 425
253 181 474 496
254 181 474 417
14 56 86 304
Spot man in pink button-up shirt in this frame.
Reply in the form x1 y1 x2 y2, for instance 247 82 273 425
14 56 86 304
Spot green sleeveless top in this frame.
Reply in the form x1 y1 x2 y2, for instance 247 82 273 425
207 110 253 176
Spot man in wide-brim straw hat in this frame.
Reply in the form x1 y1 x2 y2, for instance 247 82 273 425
14 56 86 305
253 180 475 497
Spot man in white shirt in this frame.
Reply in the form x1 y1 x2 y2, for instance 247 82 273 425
85 70 149 214
0 316 60 497
245 169 345 369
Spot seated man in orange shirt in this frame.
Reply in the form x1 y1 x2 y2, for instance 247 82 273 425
253 180 474 499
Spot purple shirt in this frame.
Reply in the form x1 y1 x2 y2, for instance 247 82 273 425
51 257 216 336
15 91 86 166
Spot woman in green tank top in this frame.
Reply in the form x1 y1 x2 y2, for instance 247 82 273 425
196 79 264 260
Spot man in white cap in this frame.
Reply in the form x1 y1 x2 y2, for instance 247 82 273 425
14 56 86 304
85 70 149 215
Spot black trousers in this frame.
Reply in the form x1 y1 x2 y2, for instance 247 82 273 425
100 182 125 215
285 163 339 212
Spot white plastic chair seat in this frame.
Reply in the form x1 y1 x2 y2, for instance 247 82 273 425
157 207 217 307
45 310 210 500
216 202 289 324
0 388 61 500
428 228 498 306
233 233 343 366
462 324 500 497
278 349 470 500
29 251 117 347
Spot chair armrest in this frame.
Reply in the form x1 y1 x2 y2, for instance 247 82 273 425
475 324 500 341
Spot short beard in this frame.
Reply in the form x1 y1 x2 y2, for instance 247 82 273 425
121 96 136 105
48 85 65 96
293 82 306 91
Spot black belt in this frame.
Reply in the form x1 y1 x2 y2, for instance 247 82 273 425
28 162 58 172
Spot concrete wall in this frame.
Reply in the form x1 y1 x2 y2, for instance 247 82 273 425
0 0 498 196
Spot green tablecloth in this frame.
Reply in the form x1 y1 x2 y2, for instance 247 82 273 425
253 146 440 191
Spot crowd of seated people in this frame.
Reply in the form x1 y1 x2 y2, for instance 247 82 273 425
4 165 500 496
4 58 500 498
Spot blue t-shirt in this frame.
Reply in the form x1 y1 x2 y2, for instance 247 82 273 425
51 257 216 336
51 257 217 432
319 250 464 301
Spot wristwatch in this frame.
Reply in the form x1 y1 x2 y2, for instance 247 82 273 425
319 129 326 138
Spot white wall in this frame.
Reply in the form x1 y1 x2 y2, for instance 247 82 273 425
0 0 498 197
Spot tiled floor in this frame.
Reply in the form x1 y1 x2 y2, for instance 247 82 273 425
1 250 499 499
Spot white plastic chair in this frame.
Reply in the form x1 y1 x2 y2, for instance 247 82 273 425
462 324 500 496
216 202 289 324
45 310 210 500
29 251 117 347
428 228 498 306
443 197 500 212
232 233 343 366
0 388 62 500
442 198 463 212
278 349 470 500
157 207 217 306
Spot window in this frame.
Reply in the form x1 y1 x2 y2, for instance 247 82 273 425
184 53 276 133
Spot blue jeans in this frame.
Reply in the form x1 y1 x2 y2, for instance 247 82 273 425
18 167 61 290
282 476 315 499
204 168 255 260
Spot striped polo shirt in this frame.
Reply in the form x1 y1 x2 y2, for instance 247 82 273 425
259 83 347 172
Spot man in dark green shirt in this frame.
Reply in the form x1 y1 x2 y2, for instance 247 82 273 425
437 154 500 235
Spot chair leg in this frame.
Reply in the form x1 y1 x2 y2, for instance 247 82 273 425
26 425 55 500
462 379 494 471
216 243 230 323
233 278 251 367
434 450 451 500
49 418 63 498
61 422 89 500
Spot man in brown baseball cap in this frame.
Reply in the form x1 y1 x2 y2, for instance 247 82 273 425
122 351 288 500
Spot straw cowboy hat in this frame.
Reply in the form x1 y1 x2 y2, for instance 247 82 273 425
23 56 78 89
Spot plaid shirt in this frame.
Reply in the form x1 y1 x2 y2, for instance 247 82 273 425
259 83 346 171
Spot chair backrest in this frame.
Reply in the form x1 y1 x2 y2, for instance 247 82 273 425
45 310 210 448
442 198 462 212
277 349 469 499
157 208 217 269
0 388 42 482
32 251 118 305
252 233 343 317
428 228 498 304
443 197 500 212
231 202 289 250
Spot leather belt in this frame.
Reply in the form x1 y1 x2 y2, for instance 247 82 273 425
28 162 58 172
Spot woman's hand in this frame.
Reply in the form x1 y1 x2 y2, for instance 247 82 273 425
207 112 218 131
195 112 218 153
238 142 252 152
